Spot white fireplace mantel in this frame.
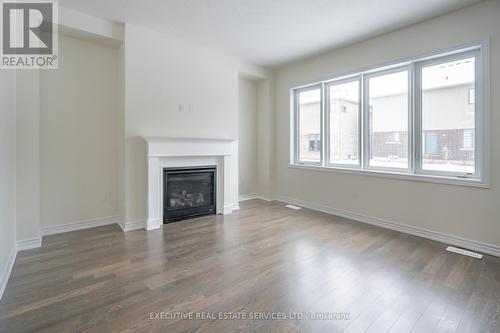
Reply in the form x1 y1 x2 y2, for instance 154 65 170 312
144 137 239 230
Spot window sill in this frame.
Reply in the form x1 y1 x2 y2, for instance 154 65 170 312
288 163 489 189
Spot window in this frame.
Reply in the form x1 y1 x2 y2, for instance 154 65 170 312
296 87 322 163
291 44 487 186
463 129 475 149
327 78 360 166
308 134 320 152
469 88 475 104
424 132 440 155
417 53 477 175
386 132 400 143
367 69 409 170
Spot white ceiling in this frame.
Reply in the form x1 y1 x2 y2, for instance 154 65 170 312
58 0 481 68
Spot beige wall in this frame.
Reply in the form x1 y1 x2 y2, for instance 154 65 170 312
239 77 258 196
256 79 275 199
16 71 41 240
40 34 120 227
0 71 17 297
4 16 270 241
117 43 126 224
274 0 500 247
123 23 256 224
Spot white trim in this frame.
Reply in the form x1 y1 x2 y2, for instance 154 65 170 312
479 38 491 188
290 41 490 188
239 193 257 201
144 138 238 230
239 194 275 202
275 195 500 258
363 65 412 174
146 219 161 231
293 84 323 165
223 204 233 214
414 49 482 180
231 203 240 211
288 163 489 188
117 217 125 231
0 245 17 300
42 216 120 236
324 75 362 169
446 246 483 259
254 195 274 202
118 219 145 232
17 237 42 251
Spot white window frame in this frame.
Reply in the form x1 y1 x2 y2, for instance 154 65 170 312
414 49 481 179
324 76 362 169
289 41 490 188
363 65 412 174
468 88 475 105
293 84 323 165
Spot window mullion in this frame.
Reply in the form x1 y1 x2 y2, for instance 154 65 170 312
474 50 482 179
361 73 369 170
294 90 300 164
414 61 423 175
359 74 364 170
321 82 327 166
409 62 416 175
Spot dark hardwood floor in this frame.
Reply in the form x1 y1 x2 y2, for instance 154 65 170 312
0 199 499 332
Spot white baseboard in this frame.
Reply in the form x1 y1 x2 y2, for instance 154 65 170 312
276 195 500 258
239 193 257 201
42 216 120 236
231 202 240 210
17 237 42 251
239 194 275 202
118 219 145 232
223 204 233 214
146 218 161 231
0 245 17 300
255 195 274 202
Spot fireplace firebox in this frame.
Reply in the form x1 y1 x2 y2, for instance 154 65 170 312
163 166 216 223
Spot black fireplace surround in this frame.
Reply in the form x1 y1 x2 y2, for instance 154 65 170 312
163 166 216 223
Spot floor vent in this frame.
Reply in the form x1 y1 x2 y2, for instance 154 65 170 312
285 204 302 210
446 246 483 259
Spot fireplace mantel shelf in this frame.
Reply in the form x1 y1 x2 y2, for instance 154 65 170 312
143 137 236 143
144 137 237 158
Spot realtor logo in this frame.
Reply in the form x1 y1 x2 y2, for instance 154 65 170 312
1 0 58 69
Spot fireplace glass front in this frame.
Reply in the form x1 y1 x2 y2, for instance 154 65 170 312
163 167 216 223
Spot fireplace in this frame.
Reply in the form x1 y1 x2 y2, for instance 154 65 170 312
163 166 216 223
145 137 237 231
